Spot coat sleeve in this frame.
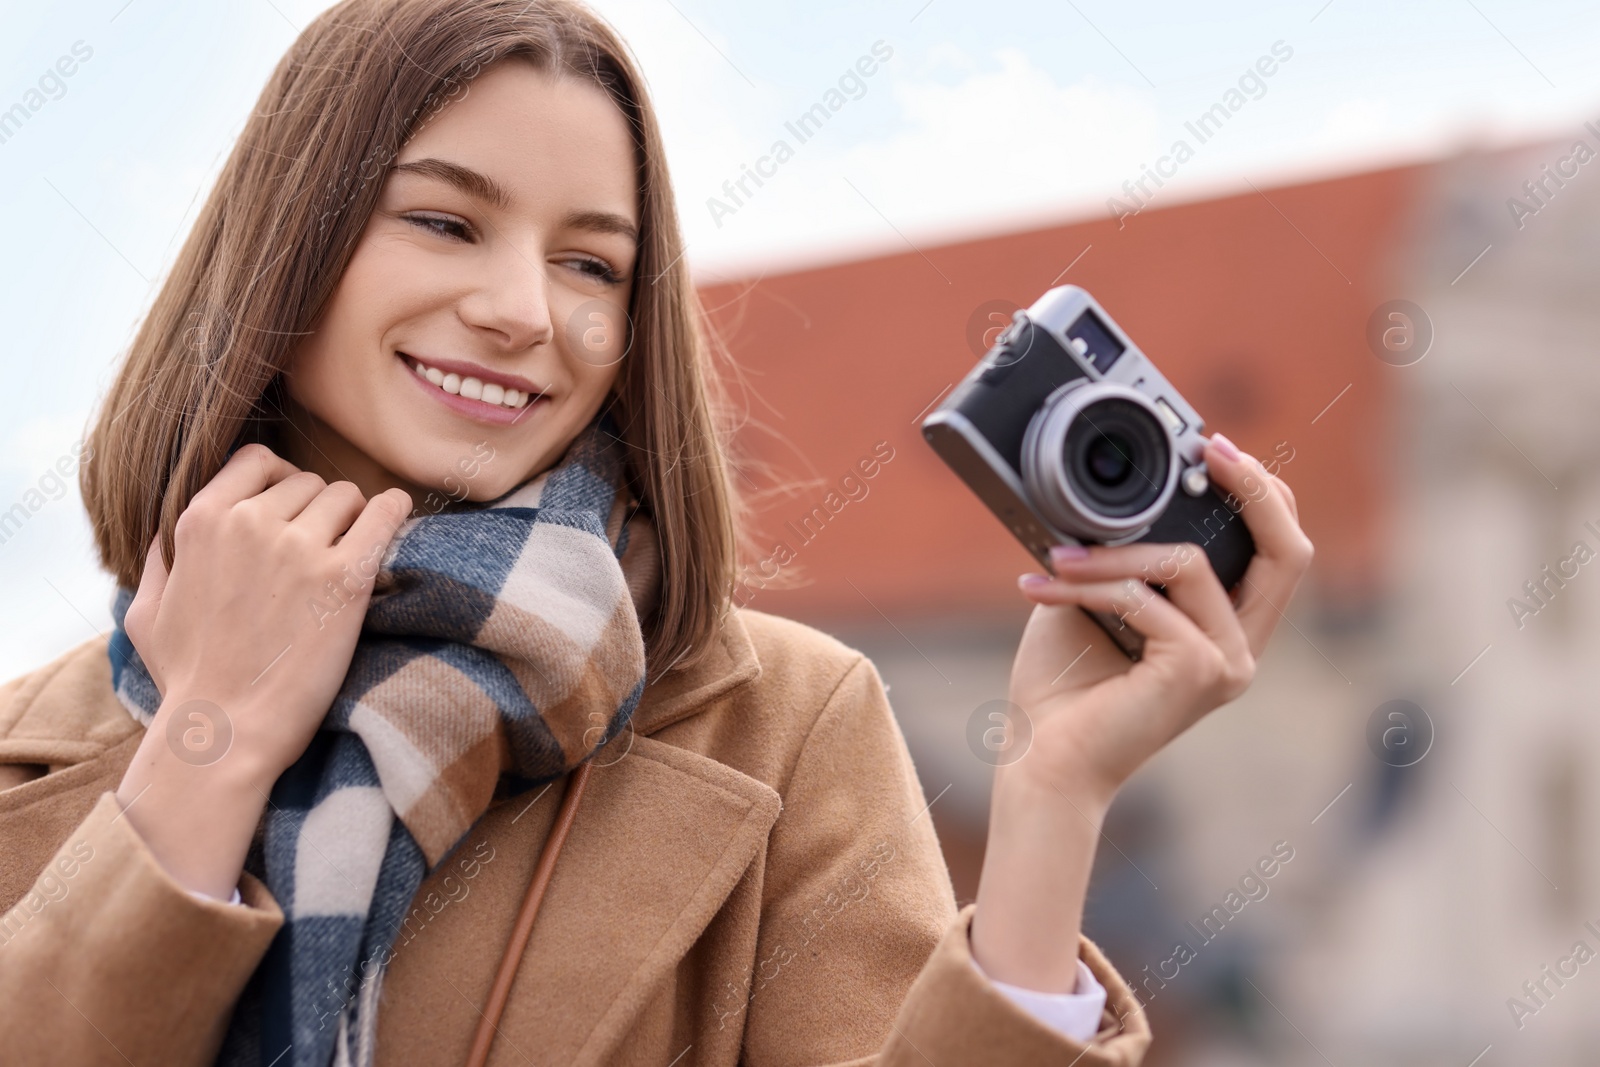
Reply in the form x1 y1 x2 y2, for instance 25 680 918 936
738 655 1152 1066
0 790 284 1066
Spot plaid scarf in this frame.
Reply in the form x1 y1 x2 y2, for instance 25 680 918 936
107 414 658 1067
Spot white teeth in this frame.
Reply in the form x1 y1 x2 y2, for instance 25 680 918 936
404 355 535 410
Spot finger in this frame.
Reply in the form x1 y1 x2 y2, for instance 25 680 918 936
1203 435 1314 656
338 488 413 571
1048 542 1250 662
249 470 329 522
1020 573 1206 653
294 481 367 545
192 443 301 509
1270 473 1299 522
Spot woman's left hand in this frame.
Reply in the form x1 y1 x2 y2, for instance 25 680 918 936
1007 432 1314 806
969 433 1314 996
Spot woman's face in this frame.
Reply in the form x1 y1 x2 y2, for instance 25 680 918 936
279 60 639 506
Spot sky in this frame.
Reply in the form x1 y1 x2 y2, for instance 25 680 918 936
3 0 1600 676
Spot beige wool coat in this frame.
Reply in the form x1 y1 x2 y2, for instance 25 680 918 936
0 606 1152 1066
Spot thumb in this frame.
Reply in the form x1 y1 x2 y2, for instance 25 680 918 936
136 534 171 607
125 535 171 687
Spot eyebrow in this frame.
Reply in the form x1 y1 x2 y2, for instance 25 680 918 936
390 157 639 243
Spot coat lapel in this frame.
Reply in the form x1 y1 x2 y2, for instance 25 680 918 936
0 638 143 912
475 608 776 1062
0 731 142 911
491 733 779 1063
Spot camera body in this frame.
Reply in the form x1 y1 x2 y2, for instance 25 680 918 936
922 286 1255 659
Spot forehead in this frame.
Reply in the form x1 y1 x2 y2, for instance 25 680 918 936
394 59 638 221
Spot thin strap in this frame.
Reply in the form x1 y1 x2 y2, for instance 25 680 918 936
464 760 595 1067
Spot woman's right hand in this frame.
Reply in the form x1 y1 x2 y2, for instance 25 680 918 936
114 444 411 899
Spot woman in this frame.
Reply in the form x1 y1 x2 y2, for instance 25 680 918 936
0 1 1313 1064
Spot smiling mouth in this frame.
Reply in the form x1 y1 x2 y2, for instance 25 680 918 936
402 353 540 410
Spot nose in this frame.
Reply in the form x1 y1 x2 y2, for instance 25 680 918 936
458 242 554 352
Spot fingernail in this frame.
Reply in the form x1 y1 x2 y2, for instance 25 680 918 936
1210 433 1241 462
1019 573 1052 590
1049 543 1090 563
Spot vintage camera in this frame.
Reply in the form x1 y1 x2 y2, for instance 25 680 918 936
922 286 1255 659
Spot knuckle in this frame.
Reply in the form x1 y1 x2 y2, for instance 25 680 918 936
231 442 275 465
1290 534 1316 569
378 489 413 523
278 522 321 557
1223 652 1256 697
173 501 212 540
324 480 365 509
1176 640 1234 692
123 602 149 646
224 497 265 531
1198 647 1229 686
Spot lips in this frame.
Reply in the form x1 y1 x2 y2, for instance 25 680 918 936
398 351 548 425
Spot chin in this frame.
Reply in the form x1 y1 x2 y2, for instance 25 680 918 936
392 437 549 504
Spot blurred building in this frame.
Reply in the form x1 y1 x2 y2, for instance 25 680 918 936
699 142 1600 1065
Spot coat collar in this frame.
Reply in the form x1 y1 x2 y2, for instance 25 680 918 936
630 608 762 738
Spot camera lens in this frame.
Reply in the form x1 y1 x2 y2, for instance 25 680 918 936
1086 435 1132 485
1021 382 1178 541
1064 399 1169 518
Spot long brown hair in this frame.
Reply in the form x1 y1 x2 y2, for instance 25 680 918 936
81 0 750 678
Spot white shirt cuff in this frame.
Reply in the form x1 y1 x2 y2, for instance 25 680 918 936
187 886 243 906
970 954 1107 1043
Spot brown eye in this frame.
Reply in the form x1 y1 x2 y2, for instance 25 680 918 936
568 257 622 284
403 213 473 241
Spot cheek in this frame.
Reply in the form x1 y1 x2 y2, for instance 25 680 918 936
288 249 394 396
287 238 442 434
568 352 625 407
557 292 632 374
540 290 630 439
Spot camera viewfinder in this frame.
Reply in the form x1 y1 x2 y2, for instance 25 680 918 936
1065 311 1125 373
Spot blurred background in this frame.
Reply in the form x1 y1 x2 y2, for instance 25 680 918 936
5 1 1600 1063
